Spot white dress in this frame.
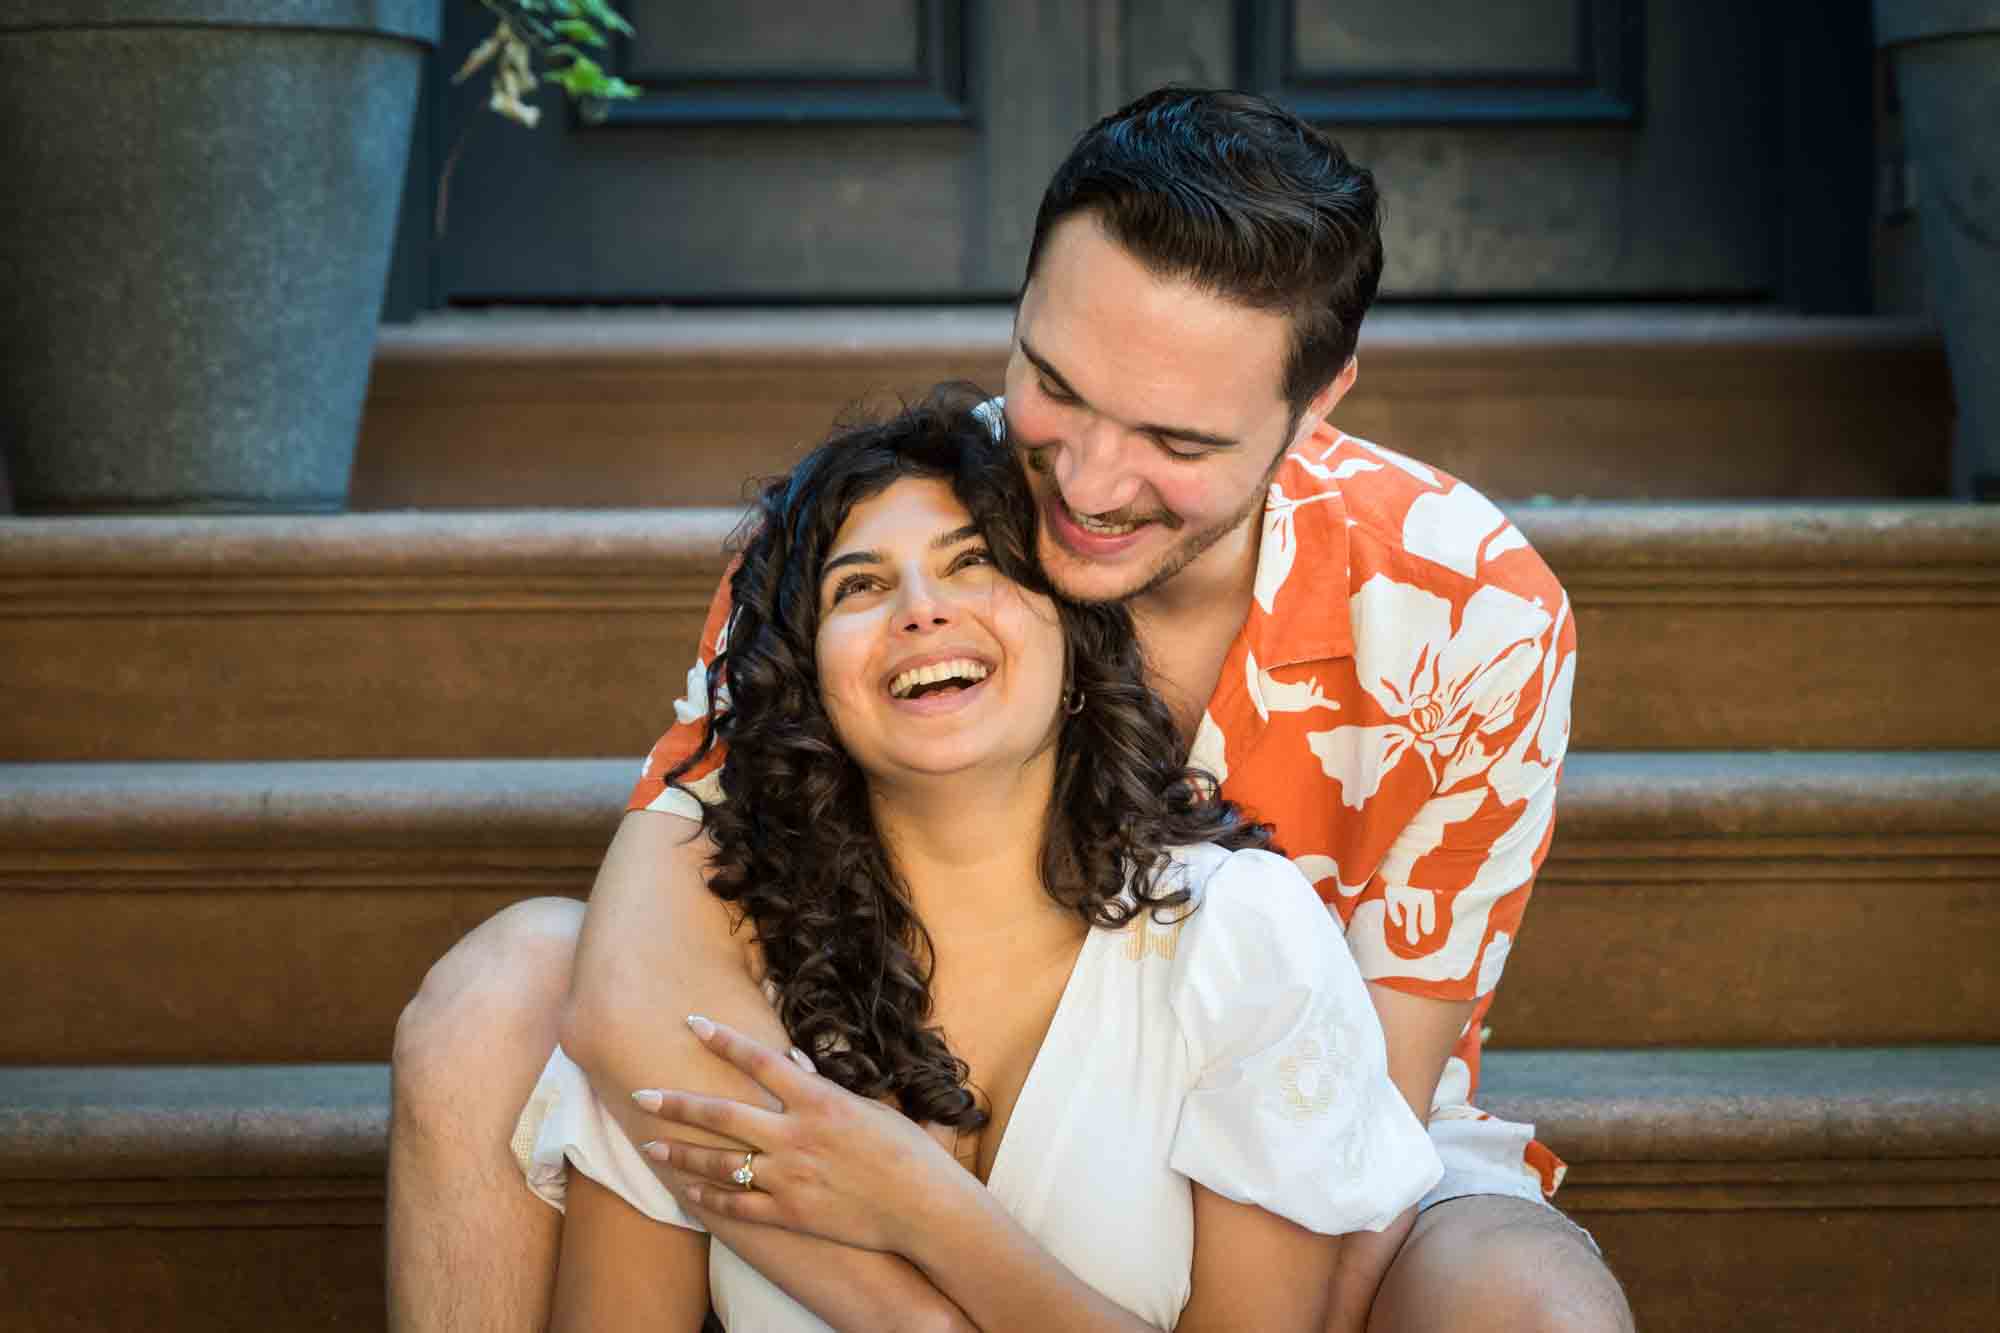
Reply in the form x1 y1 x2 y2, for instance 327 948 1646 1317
515 843 1443 1331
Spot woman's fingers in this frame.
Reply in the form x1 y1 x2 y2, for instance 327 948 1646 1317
642 1139 759 1191
679 1178 784 1226
637 1087 786 1146
685 1014 817 1100
654 1156 787 1230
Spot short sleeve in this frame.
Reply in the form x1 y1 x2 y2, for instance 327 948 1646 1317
627 567 736 817
514 1045 706 1233
1168 848 1442 1235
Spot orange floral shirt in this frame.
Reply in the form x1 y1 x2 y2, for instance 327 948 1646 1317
629 423 1576 1197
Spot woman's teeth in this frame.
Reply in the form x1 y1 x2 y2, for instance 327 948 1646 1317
889 659 991 699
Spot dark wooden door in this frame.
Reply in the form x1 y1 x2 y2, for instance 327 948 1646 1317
416 0 1109 301
394 1 1863 308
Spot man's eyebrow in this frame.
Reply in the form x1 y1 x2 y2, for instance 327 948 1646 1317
821 525 981 583
1019 338 1241 451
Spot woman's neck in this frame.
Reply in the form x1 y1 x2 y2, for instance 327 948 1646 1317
867 754 1075 952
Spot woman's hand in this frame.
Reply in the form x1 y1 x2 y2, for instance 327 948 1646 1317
632 1015 978 1258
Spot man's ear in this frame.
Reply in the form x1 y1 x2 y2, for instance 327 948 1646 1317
1290 357 1358 445
1312 357 1359 421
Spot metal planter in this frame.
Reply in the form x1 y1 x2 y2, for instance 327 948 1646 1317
1876 0 2000 498
0 1 439 512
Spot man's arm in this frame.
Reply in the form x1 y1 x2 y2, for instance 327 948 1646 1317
549 1172 711 1333
1321 987 1474 1332
558 810 973 1333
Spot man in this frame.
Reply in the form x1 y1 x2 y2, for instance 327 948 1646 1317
390 88 1631 1331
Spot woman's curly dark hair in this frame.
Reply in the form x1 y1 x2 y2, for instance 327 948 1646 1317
664 384 1272 1130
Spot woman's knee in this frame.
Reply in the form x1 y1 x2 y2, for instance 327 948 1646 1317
393 896 587 1118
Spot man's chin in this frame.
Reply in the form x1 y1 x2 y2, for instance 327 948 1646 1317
1038 535 1167 605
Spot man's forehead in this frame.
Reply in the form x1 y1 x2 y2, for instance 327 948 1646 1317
1014 282 1293 430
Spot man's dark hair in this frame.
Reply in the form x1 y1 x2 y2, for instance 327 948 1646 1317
1024 86 1383 418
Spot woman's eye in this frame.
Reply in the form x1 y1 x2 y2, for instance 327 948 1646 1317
829 574 878 604
949 547 994 574
1038 376 1078 405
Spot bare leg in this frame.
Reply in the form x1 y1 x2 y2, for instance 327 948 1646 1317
1367 1196 1635 1333
387 897 585 1332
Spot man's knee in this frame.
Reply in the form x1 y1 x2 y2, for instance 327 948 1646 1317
393 896 587 1123
1373 1197 1633 1333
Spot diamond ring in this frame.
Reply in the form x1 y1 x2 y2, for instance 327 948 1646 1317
731 1151 757 1189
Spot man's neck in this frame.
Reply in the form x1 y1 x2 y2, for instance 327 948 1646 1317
1132 506 1262 626
1128 509 1265 747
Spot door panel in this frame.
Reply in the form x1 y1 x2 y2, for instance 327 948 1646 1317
410 1 1824 305
432 0 1096 299
1242 0 1772 296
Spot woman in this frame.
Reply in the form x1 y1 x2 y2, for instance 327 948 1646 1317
516 388 1440 1330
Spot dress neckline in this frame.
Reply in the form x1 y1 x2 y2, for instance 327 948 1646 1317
979 922 1105 1193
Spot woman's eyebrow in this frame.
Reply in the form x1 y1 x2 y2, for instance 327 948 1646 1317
823 525 981 583
821 549 880 580
931 523 982 550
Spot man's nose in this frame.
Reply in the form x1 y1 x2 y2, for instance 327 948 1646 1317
1053 417 1145 516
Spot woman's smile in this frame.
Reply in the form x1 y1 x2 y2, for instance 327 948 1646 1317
815 476 1065 780
885 653 997 713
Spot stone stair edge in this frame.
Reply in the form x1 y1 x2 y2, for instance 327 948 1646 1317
5 503 1997 580
3 752 1994 853
3 1048 1993 1183
374 306 1943 366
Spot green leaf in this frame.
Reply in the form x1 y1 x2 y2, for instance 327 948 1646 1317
552 18 605 46
544 53 618 99
577 0 635 37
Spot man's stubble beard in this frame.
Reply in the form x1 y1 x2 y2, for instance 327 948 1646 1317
1023 434 1294 608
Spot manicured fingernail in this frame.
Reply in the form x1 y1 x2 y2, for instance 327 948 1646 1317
630 1089 663 1112
789 1046 815 1072
685 1184 704 1205
639 1140 670 1162
686 1014 715 1039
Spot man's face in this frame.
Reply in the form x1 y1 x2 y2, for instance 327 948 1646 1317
1003 213 1334 607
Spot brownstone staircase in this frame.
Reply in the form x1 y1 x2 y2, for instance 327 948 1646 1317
3 309 1997 1331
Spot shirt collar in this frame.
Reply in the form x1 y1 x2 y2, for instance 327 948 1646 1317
1242 436 1356 671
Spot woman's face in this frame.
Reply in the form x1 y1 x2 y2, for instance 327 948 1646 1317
814 476 1068 787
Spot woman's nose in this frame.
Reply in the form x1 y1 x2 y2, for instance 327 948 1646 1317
894 574 954 632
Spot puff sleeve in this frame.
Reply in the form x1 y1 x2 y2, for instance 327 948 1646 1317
513 1045 706 1233
1167 848 1442 1234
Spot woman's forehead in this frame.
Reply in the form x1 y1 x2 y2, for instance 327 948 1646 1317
829 476 971 552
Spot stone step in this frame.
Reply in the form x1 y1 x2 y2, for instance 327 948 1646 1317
3 503 1996 760
351 308 1953 506
1 752 1993 1064
2 1050 1994 1331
